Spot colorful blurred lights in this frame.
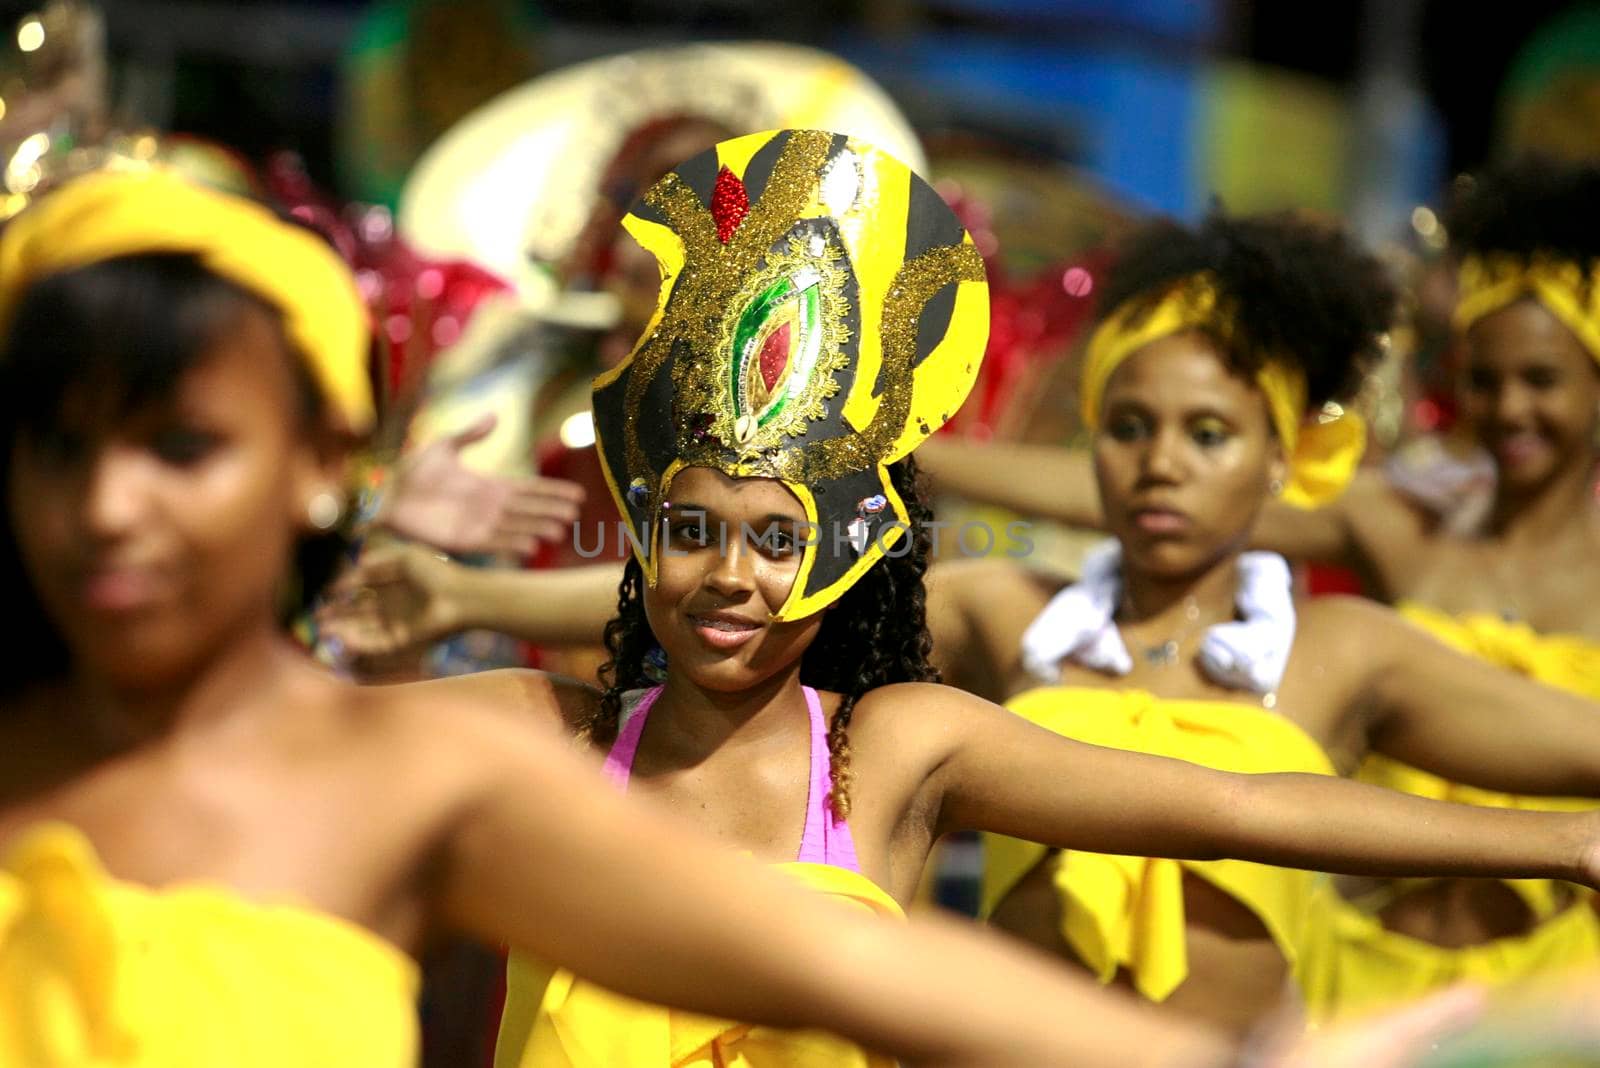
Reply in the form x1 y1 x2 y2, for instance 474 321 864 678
560 411 596 449
1062 266 1094 297
16 17 43 52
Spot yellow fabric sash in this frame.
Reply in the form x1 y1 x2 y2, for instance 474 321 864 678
0 168 374 432
496 862 903 1068
0 823 418 1067
980 687 1337 1002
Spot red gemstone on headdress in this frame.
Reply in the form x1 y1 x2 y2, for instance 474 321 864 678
711 167 749 244
758 321 791 392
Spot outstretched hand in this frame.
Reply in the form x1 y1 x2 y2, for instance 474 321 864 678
381 413 585 557
318 544 462 661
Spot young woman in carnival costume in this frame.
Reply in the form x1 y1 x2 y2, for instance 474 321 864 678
0 166 1267 1068
865 208 1600 1033
366 132 1600 1067
921 162 1600 1018
1253 162 1600 1015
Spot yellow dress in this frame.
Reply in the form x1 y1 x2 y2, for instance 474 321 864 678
493 862 902 1068
0 823 420 1068
1301 603 1600 1020
980 687 1339 1003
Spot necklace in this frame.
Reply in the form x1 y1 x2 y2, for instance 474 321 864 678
1121 595 1203 667
1116 589 1281 710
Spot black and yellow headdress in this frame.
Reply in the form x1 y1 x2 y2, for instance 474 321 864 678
591 129 989 620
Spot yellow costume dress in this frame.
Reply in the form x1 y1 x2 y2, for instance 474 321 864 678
494 685 903 1068
494 863 901 1068
981 687 1339 1003
1300 603 1600 1019
0 823 420 1067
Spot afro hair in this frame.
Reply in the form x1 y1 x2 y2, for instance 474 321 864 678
1095 210 1398 411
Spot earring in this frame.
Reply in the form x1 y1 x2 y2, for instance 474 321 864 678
1268 478 1285 497
307 491 343 531
643 645 668 683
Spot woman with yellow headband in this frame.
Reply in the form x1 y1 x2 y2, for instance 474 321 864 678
921 165 1600 1017
1262 159 1600 1018
869 210 1600 1037
0 165 1318 1068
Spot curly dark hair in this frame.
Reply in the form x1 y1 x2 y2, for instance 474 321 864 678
1094 210 1398 413
587 456 941 819
1445 155 1600 269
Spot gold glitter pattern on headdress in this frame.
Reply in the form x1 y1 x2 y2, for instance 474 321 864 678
621 131 833 514
593 129 990 619
673 230 853 454
784 241 986 484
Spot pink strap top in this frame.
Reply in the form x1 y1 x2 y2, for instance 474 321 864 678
601 685 860 873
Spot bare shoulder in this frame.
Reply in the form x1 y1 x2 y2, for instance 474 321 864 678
372 669 600 738
1296 593 1409 644
1293 594 1415 673
926 557 1059 693
849 681 1010 752
339 673 604 797
927 555 1057 608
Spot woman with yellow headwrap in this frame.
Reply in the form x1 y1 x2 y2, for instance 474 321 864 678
1187 160 1600 1018
897 210 1600 1038
0 165 1336 1068
1258 159 1600 1019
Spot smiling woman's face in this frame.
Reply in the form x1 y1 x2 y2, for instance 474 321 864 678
1092 331 1286 579
8 302 336 692
642 465 825 693
1459 297 1600 493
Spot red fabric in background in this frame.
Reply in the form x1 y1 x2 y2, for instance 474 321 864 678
1305 563 1363 597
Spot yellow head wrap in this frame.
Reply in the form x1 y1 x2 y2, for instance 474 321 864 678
0 168 374 433
1080 273 1366 508
1454 253 1600 363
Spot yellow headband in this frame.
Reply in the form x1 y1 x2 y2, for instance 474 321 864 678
1455 253 1600 363
1081 273 1365 508
0 168 374 433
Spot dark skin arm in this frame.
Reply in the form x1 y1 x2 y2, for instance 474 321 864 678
858 683 1600 886
916 439 1427 583
319 546 623 659
1326 596 1600 795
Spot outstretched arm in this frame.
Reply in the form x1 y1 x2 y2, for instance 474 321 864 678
1343 597 1600 796
916 437 1403 571
914 684 1598 886
435 699 1227 1068
375 413 587 557
1248 469 1417 570
319 545 623 658
917 436 1104 527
